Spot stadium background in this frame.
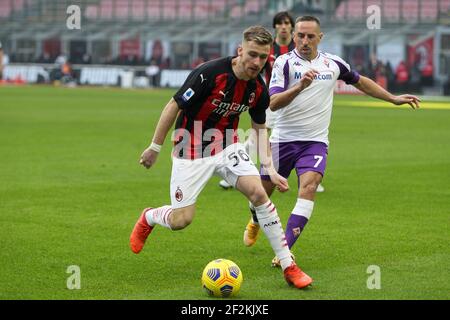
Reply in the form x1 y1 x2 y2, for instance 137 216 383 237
0 0 449 94
0 0 449 300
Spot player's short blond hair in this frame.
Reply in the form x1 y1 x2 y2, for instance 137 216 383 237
243 26 273 46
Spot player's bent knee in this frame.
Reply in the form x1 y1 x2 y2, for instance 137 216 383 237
249 187 268 207
300 183 319 196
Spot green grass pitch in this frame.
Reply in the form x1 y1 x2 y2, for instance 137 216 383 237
0 86 449 300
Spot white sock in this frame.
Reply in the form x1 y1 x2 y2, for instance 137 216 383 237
292 198 314 219
254 200 293 270
145 206 172 229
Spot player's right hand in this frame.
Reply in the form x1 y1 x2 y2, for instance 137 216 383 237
391 94 421 109
269 172 289 193
139 147 159 169
299 69 319 92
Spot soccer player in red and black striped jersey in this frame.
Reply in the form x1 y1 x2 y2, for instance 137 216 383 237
130 26 313 289
263 11 296 85
170 55 268 160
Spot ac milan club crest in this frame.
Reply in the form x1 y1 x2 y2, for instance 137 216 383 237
249 92 255 104
175 186 183 202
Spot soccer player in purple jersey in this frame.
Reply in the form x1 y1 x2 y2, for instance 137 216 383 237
130 26 313 289
219 11 333 193
243 16 420 267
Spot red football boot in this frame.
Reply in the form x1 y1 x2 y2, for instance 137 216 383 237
130 208 154 254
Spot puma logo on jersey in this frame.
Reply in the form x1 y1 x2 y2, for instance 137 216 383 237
219 90 228 98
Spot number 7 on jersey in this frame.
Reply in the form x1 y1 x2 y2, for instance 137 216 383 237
313 155 323 168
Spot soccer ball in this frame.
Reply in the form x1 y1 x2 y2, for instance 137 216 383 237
201 259 243 298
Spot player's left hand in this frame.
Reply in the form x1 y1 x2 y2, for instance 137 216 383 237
269 172 289 193
392 94 421 109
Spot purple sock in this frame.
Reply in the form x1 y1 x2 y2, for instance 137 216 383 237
285 214 309 249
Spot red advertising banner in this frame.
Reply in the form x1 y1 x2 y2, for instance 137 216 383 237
43 38 61 59
120 39 141 58
407 36 434 75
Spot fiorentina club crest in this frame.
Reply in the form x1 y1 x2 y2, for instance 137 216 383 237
323 58 330 68
249 92 255 104
175 186 183 202
292 227 301 237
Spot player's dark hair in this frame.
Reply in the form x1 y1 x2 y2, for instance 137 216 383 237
272 11 295 28
243 26 273 46
296 15 321 26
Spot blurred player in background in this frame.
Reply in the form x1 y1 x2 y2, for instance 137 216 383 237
263 11 297 85
130 26 313 289
243 16 420 267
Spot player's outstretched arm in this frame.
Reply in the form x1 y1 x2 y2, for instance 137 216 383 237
353 75 420 109
140 98 180 169
252 121 289 192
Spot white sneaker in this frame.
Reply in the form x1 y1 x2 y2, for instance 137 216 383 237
316 183 325 192
219 179 233 189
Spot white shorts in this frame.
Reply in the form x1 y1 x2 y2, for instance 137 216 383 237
170 143 259 209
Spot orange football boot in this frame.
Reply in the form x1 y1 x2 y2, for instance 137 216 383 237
243 218 260 247
130 208 154 254
284 263 313 289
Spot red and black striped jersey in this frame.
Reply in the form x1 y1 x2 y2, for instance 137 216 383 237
263 40 296 84
173 56 269 160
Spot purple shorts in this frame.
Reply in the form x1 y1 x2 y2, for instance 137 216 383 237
260 141 328 180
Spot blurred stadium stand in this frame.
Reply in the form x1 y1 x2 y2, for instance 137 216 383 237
0 0 448 95
335 0 450 22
